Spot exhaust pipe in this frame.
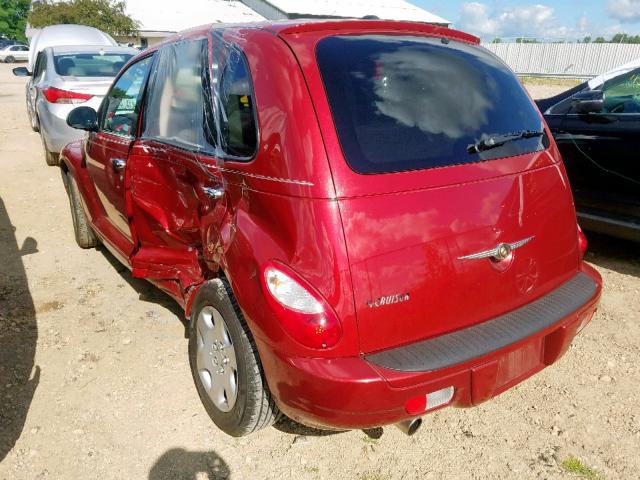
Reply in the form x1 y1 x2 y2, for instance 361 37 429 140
395 418 422 436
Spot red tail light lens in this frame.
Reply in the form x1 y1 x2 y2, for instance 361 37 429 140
42 87 93 104
262 261 342 349
577 224 588 259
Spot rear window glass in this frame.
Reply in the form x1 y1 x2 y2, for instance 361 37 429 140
316 35 548 174
53 53 133 77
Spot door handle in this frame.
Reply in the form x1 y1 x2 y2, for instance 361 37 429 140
111 158 126 171
201 186 224 200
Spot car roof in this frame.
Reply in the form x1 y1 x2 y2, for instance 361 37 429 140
167 19 477 41
29 24 117 69
50 45 139 55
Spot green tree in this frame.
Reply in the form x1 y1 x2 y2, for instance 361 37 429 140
28 0 139 37
0 0 30 41
491 37 502 43
582 36 591 43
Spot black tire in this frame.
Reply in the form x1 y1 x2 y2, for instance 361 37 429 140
5 56 15 63
28 107 40 133
45 149 59 166
42 136 58 166
188 279 279 437
65 172 98 249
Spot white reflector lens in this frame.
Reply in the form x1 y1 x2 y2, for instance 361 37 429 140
265 267 324 314
426 386 455 410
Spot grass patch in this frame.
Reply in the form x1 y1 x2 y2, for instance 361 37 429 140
561 456 601 480
520 76 582 88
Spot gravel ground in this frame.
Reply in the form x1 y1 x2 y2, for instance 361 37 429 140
1 64 639 480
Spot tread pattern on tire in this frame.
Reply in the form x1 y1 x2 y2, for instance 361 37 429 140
66 173 98 249
190 279 280 436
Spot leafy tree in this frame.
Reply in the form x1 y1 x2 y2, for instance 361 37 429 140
610 33 640 44
491 37 502 43
593 37 607 43
516 37 539 43
0 0 30 41
582 36 591 43
29 0 139 37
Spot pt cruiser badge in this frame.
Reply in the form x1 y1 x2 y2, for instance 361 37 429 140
458 236 535 262
367 293 410 308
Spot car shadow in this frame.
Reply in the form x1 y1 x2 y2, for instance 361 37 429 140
584 232 640 279
148 448 230 480
274 415 384 439
96 245 187 330
0 197 40 462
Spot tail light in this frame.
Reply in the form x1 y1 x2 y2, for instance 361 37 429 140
42 86 93 104
262 262 342 349
577 224 588 259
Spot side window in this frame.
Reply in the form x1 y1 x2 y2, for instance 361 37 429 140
33 52 46 79
601 68 640 114
100 55 153 136
216 48 257 159
143 39 215 151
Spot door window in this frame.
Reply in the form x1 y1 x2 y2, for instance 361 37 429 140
601 68 640 113
100 55 153 137
142 38 216 152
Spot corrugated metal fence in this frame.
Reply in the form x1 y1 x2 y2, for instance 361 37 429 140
482 43 640 78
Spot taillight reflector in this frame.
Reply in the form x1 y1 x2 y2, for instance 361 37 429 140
42 87 93 104
405 386 455 415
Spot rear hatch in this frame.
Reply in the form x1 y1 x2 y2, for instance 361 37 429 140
301 33 582 353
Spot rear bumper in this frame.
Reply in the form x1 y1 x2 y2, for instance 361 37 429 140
258 263 602 430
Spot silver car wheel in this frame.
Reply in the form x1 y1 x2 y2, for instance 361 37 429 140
195 305 238 413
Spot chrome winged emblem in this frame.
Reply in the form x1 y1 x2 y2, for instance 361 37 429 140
458 236 535 261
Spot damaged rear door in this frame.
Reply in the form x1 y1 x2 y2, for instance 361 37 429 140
127 36 227 296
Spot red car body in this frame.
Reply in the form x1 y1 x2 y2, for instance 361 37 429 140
60 20 602 431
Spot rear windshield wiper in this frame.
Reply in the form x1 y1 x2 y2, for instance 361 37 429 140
467 129 545 154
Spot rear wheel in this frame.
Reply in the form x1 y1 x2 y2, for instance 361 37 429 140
42 136 59 166
65 172 98 249
44 149 59 166
28 105 40 132
188 279 279 437
4 56 15 63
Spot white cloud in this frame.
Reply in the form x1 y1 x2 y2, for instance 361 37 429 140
458 2 593 40
459 2 499 36
607 0 640 23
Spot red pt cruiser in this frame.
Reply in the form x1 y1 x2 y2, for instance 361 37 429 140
60 20 602 436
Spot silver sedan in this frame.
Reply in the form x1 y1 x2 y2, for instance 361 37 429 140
0 44 29 63
13 45 138 165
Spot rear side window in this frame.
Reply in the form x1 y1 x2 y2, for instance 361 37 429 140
53 53 133 77
317 35 547 174
213 40 258 159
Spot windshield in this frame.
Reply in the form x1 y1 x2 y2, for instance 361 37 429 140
53 53 133 77
316 35 547 174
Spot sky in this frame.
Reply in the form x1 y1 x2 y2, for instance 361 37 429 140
410 0 640 40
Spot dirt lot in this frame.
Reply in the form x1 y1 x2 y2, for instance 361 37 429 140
0 63 638 480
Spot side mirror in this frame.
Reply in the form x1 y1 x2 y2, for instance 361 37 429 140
67 106 98 131
12 67 30 77
571 90 604 114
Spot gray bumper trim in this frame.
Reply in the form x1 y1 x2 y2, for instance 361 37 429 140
365 272 597 373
